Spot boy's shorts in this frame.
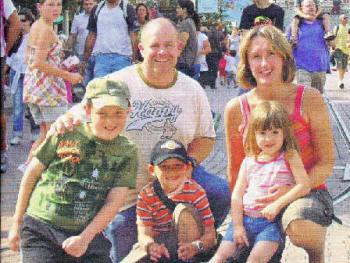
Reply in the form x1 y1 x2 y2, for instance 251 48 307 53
223 216 282 245
334 49 349 69
27 103 67 124
20 214 112 263
281 189 334 232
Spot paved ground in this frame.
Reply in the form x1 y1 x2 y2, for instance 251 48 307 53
1 70 350 262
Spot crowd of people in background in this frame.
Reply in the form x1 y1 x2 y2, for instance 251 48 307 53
1 0 350 262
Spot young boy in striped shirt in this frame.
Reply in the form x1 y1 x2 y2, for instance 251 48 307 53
124 139 216 263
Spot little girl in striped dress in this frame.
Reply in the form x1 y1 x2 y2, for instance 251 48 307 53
210 101 311 263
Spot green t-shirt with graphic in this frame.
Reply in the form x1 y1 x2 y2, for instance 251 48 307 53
26 123 138 232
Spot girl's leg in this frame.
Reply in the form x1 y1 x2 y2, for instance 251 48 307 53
246 241 279 263
286 219 326 263
25 121 53 164
208 241 236 263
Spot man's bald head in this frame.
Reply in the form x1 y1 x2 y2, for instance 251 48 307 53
141 18 179 44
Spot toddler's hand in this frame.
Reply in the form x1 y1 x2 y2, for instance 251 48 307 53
62 235 89 258
233 226 249 248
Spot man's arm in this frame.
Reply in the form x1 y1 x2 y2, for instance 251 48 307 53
187 137 214 164
80 32 96 75
6 10 21 55
66 34 77 51
130 31 138 62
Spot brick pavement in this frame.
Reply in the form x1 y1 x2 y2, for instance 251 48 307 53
1 70 350 262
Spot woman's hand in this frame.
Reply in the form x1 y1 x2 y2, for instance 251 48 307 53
177 242 198 261
147 242 170 262
62 235 90 258
67 72 83 85
261 202 282 221
8 223 21 252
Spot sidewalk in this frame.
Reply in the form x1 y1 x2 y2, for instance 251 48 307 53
1 70 350 262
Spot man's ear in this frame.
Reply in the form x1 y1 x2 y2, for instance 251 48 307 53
177 41 183 53
84 105 91 118
148 165 154 174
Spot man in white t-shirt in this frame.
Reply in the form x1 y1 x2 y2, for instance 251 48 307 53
1 0 21 174
80 0 138 80
66 0 96 85
51 18 230 262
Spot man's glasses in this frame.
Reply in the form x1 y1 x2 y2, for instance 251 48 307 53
20 19 27 22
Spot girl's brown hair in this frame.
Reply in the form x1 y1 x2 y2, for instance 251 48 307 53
244 101 299 157
237 25 296 89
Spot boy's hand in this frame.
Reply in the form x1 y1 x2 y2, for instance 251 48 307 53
8 223 21 251
147 242 170 262
47 113 81 138
261 202 282 221
233 226 249 248
177 242 198 261
62 235 90 258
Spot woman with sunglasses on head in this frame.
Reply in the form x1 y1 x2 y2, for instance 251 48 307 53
21 0 83 172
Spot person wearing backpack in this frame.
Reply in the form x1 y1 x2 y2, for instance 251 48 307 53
287 0 329 94
79 0 139 79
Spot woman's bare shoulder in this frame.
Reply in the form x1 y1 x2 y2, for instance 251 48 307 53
28 21 56 46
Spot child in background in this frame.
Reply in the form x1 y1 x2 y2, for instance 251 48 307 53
210 101 311 263
8 78 138 263
290 0 334 48
123 139 216 263
224 49 237 89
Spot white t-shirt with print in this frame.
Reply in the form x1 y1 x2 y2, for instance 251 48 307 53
106 65 215 208
92 4 132 57
70 12 90 56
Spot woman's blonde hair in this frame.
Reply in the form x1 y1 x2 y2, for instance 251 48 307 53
237 26 296 88
244 101 299 157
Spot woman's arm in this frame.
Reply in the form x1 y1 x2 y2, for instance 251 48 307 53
304 88 335 188
260 150 311 221
30 26 82 84
62 187 129 258
224 98 246 192
197 39 211 56
8 158 46 251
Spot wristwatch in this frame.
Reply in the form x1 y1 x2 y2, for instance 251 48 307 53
192 240 204 253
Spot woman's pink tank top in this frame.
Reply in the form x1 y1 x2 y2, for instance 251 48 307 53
239 85 327 190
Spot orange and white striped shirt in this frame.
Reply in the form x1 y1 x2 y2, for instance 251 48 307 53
136 178 214 237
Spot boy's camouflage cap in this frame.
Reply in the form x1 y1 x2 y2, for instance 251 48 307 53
85 78 130 110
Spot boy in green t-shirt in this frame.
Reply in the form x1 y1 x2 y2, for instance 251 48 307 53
8 78 138 263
